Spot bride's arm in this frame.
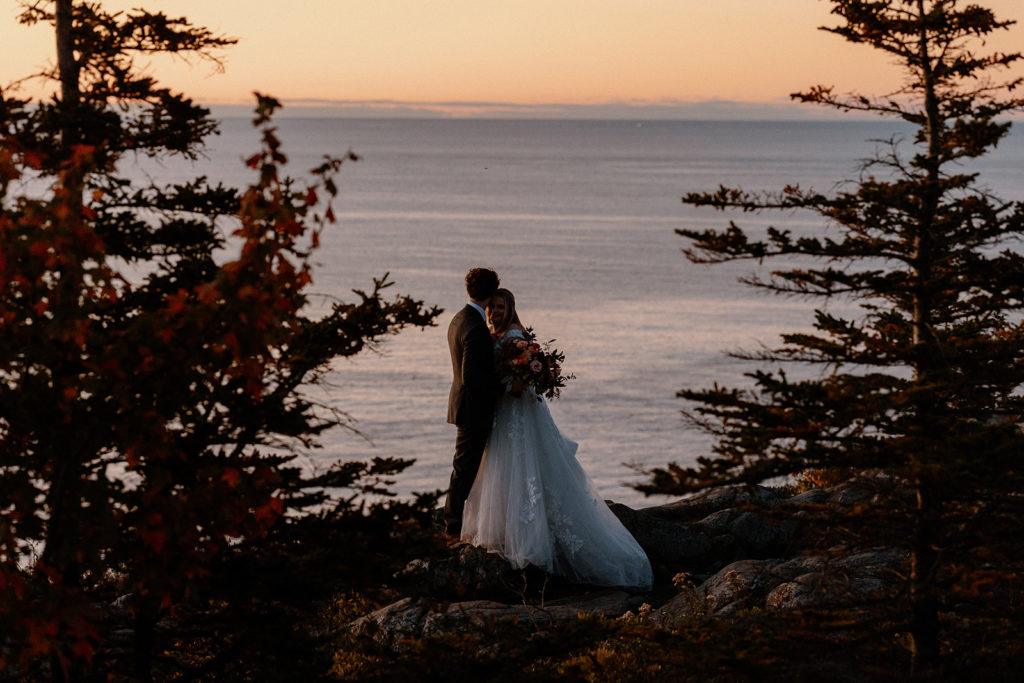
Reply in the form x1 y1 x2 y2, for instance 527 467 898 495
496 327 530 395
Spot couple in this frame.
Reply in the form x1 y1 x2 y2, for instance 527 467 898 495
444 268 652 589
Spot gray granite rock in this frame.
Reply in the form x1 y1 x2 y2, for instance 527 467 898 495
396 487 912 641
347 590 645 648
395 543 533 600
608 502 713 569
763 547 906 611
651 546 909 626
347 597 432 649
788 488 829 505
641 485 783 523
701 558 785 614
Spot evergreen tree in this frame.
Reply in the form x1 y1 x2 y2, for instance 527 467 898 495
0 2 439 678
643 1 1024 675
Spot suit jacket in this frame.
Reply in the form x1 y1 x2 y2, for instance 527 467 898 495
447 304 500 426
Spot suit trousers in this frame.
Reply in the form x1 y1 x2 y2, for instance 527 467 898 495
443 421 492 534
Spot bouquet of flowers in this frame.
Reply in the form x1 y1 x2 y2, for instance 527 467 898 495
495 329 574 400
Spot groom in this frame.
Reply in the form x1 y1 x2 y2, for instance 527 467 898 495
443 267 502 538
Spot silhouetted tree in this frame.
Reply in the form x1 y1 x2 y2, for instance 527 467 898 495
0 2 439 679
643 1 1024 676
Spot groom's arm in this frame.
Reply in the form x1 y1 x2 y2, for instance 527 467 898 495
461 323 498 399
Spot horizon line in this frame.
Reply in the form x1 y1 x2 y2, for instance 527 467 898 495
205 97 880 121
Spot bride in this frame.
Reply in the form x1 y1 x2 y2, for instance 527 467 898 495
460 288 653 589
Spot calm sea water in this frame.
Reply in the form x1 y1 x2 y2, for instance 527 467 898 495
142 117 1024 507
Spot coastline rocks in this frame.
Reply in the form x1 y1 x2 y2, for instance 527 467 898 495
643 485 784 523
694 508 795 558
607 502 712 571
347 590 646 649
651 547 908 628
612 485 795 574
357 483 912 648
763 547 907 611
787 488 831 505
395 543 537 601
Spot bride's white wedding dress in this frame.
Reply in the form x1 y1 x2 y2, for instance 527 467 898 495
461 331 653 589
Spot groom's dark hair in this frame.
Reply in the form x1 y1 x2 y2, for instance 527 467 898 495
465 267 500 302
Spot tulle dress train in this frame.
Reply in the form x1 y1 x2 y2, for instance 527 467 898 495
461 382 653 589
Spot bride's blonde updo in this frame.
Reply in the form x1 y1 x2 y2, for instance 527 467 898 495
489 288 523 337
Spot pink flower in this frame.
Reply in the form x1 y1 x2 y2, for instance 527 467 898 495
530 360 543 373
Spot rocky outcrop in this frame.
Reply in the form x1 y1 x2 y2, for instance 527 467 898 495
353 482 909 647
395 543 543 601
348 590 646 649
612 484 795 574
606 502 713 572
694 507 795 557
650 547 907 627
642 484 785 523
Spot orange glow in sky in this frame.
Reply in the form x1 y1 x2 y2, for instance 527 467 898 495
2 0 1023 115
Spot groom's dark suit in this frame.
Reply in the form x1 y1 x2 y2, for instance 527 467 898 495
444 303 501 535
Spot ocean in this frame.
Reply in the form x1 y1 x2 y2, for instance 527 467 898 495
142 117 1024 507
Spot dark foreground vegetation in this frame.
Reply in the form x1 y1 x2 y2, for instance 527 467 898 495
1 1 1022 680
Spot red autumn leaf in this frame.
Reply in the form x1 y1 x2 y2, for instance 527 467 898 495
253 501 279 523
142 528 168 553
185 566 211 580
246 376 263 398
26 618 59 656
223 331 240 355
196 282 219 304
165 289 189 315
29 241 51 259
71 640 95 661
222 467 242 487
69 144 95 164
23 150 44 168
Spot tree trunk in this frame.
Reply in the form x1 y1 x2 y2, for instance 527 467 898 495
907 3 944 677
45 5 85 680
56 0 78 107
909 2 946 675
133 607 156 683
910 474 942 678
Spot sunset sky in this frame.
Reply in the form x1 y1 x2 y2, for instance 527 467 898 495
3 0 1023 117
